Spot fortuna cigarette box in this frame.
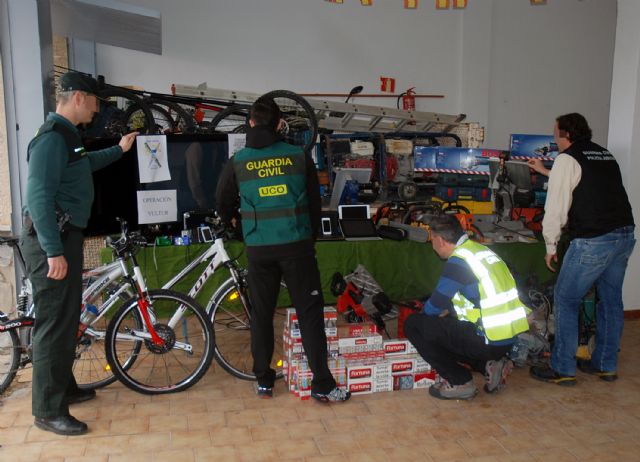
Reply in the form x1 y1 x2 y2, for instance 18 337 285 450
383 339 411 356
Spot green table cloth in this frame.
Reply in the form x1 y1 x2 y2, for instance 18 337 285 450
100 239 552 308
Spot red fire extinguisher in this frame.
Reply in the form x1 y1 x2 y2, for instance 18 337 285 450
402 87 416 111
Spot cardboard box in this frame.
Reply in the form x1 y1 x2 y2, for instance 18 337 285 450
413 370 438 389
383 339 411 356
337 322 378 338
388 356 416 375
347 375 393 395
414 146 505 174
509 134 558 160
346 361 392 381
338 334 383 355
286 307 337 339
393 374 414 391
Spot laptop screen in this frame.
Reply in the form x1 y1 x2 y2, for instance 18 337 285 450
338 204 370 220
340 219 378 238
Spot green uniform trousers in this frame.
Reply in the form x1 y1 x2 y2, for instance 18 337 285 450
20 228 84 418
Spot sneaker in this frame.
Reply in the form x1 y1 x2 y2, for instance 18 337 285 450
577 360 618 382
484 358 513 393
255 384 273 399
428 379 478 400
311 387 351 403
529 365 576 386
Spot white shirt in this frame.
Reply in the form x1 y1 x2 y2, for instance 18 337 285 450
542 153 582 255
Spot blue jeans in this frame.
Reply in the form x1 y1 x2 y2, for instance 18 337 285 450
551 226 636 376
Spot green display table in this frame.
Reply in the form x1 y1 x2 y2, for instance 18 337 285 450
100 239 552 307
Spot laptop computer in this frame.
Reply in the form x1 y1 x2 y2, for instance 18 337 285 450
339 219 382 241
337 204 381 241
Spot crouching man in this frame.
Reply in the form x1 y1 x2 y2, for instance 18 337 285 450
404 215 530 400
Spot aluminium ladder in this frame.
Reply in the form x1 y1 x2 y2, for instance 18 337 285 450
172 83 466 134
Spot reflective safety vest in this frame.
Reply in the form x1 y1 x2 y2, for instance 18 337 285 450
233 141 311 246
451 239 529 342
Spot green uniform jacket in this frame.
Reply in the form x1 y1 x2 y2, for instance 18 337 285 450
24 113 122 257
233 141 311 246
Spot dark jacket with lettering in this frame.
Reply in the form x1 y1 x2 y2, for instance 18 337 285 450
564 139 634 239
24 113 122 257
216 126 321 258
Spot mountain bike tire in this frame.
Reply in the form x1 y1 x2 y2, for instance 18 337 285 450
86 86 156 137
74 283 141 391
206 278 285 381
125 98 198 134
209 104 250 134
262 90 318 155
147 97 197 133
0 311 20 394
105 289 214 394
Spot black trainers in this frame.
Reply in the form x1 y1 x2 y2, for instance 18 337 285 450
529 365 576 386
577 360 618 382
311 387 351 403
255 384 273 399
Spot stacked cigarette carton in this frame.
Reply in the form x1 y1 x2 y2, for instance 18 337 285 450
283 309 438 399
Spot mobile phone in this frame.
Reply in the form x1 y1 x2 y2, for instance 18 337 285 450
199 226 213 243
321 217 332 236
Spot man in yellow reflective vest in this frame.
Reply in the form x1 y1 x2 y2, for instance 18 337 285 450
404 215 530 400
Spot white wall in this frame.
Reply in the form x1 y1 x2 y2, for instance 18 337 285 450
609 0 640 310
485 0 616 148
95 0 617 149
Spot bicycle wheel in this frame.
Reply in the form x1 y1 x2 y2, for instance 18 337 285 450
262 90 318 155
84 86 156 137
0 312 20 394
147 97 197 133
73 282 139 391
209 104 250 134
105 289 214 394
125 98 198 134
206 278 285 381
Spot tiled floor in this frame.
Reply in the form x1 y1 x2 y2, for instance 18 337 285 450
2 320 640 461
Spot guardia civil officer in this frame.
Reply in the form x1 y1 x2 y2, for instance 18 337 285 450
216 96 350 403
20 72 137 435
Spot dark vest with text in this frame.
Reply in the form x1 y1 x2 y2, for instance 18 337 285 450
233 142 311 246
564 140 634 239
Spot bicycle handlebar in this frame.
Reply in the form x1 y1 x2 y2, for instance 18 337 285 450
105 217 146 256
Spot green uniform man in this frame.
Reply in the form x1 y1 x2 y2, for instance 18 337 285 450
20 72 137 436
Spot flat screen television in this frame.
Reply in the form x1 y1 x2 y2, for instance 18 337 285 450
85 133 230 236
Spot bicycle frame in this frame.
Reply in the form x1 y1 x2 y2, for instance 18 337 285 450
81 260 133 340
104 248 195 353
161 235 250 313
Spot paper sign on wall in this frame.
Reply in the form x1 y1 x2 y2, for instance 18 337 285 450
228 133 246 158
137 190 177 224
137 135 171 183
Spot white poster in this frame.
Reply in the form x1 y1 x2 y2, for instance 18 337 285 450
227 133 246 158
137 190 177 224
137 135 171 183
